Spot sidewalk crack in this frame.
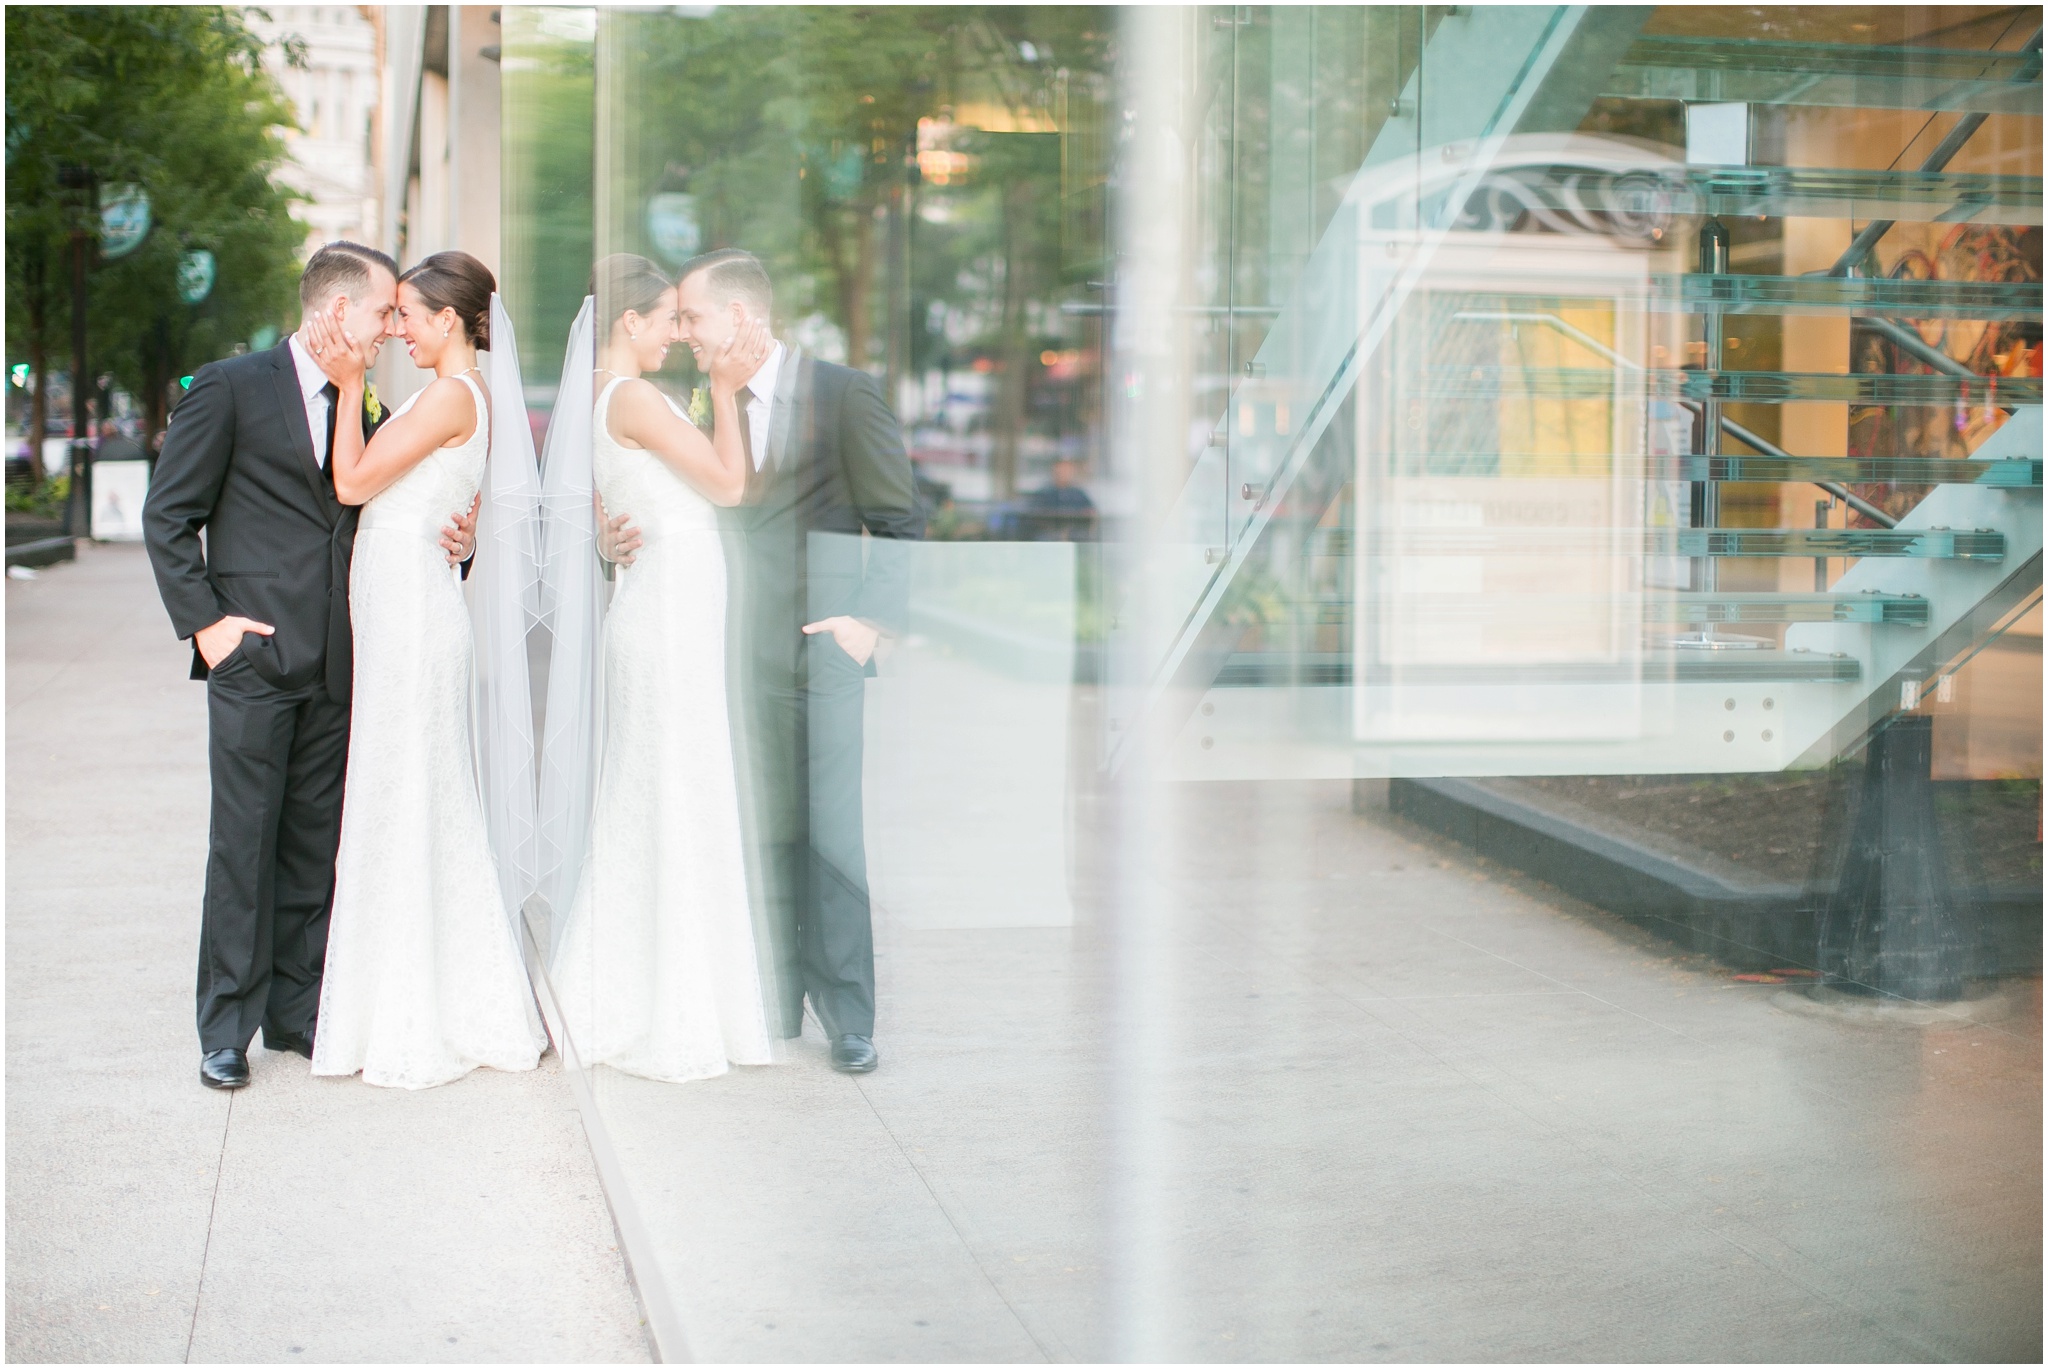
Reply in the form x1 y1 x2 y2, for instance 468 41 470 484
184 1091 233 1364
851 1079 1060 1362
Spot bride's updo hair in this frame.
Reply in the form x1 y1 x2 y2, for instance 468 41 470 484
592 253 672 336
399 250 495 350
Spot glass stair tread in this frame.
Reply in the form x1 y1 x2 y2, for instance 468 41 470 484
1376 592 1932 625
1676 455 2042 486
1655 592 1928 624
1670 527 2005 559
1387 455 2041 485
1606 36 2044 115
1421 366 2044 406
1363 528 2005 559
1686 166 2040 223
1212 652 1863 688
1658 274 2043 319
1449 278 2040 321
1484 166 2042 226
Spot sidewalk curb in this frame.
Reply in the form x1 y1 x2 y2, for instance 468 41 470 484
6 535 77 568
1388 776 2042 975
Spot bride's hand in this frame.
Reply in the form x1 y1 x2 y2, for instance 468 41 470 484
304 310 367 389
707 316 771 398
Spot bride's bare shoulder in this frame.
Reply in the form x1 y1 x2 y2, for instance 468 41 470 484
418 373 491 412
400 375 483 447
607 376 682 425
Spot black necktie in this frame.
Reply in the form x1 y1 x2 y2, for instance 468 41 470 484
735 385 762 503
319 381 340 490
735 385 757 467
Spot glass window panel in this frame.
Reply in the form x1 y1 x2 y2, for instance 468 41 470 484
500 7 2041 1359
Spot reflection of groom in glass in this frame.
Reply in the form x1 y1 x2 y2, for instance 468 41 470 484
606 248 922 1073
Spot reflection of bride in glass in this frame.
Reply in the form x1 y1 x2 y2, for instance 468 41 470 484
539 254 773 1081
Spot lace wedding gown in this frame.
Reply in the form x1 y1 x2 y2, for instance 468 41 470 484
313 373 547 1089
549 377 773 1082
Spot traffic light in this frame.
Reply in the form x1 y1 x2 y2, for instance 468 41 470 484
179 375 194 390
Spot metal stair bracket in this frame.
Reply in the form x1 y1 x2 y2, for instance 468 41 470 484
1109 4 1651 768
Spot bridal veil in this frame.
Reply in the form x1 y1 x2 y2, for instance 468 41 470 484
470 293 546 924
534 297 603 944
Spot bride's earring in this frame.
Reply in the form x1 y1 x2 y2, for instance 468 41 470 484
628 325 639 341
442 323 451 340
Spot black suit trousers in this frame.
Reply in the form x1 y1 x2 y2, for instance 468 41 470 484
751 634 875 1040
196 652 350 1052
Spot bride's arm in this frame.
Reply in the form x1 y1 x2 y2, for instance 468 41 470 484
609 318 770 508
305 313 474 506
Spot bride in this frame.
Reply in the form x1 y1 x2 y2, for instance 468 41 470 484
305 250 547 1089
541 253 774 1082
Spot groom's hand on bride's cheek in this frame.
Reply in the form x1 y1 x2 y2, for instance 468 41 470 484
441 493 480 566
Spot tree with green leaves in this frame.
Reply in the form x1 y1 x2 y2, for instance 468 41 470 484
598 7 1111 498
5 6 304 478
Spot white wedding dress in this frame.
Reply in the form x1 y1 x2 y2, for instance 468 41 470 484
313 373 547 1089
549 377 773 1082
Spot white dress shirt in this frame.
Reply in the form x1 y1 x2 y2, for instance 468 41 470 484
287 332 335 468
742 340 785 470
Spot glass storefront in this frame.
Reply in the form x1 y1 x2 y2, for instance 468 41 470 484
504 6 2040 1359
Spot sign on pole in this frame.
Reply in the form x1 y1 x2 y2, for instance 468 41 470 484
645 192 702 265
177 249 216 304
98 184 153 260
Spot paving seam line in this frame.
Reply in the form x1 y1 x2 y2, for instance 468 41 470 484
184 1090 234 1363
519 915 691 1364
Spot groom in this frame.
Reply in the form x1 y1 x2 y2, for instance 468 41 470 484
144 241 477 1091
602 248 923 1073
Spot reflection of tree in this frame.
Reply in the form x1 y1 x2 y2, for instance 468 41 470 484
605 6 957 372
502 12 594 393
6 7 303 462
601 7 1111 497
969 130 1061 498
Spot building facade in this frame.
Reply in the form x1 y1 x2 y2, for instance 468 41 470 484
244 5 383 255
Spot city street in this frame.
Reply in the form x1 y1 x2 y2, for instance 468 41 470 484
6 544 648 1363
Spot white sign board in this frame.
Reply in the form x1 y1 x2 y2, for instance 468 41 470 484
91 460 149 541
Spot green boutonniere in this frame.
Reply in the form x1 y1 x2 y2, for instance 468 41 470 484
686 386 711 431
364 384 384 425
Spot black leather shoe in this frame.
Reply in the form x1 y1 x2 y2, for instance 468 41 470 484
263 1029 314 1060
830 1034 878 1074
200 1048 250 1090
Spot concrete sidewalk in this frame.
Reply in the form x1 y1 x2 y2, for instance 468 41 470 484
6 544 649 1363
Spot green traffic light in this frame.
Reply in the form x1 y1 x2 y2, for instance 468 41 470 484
179 375 194 390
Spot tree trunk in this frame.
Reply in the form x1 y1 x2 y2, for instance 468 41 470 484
140 315 175 449
991 176 1034 501
25 263 49 484
883 172 910 417
27 338 48 486
837 204 875 374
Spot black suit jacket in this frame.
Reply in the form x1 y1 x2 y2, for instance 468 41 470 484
727 352 925 683
144 340 378 704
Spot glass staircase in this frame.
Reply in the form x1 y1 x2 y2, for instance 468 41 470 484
1105 4 2042 781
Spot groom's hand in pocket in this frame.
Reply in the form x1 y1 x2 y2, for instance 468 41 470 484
441 492 480 567
194 615 274 669
802 616 880 668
